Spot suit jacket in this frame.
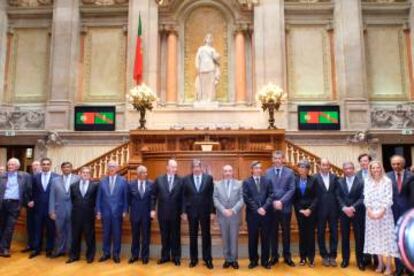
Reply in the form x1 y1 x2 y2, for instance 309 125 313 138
151 174 183 220
70 180 99 221
265 166 295 213
356 169 369 184
213 179 244 221
49 174 80 216
242 176 273 217
32 172 59 216
314 172 339 217
96 174 128 217
0 171 31 208
387 170 411 216
182 173 215 217
128 179 153 222
293 175 318 212
336 175 364 215
405 174 414 209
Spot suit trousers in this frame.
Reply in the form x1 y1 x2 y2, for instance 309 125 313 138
158 216 181 261
0 200 21 250
270 210 292 260
296 211 316 262
70 216 95 260
130 216 151 260
54 210 71 254
101 215 123 257
247 214 270 265
317 211 338 259
188 214 212 262
218 216 240 262
340 213 364 264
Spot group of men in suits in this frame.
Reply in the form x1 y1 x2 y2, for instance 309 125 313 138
0 152 414 274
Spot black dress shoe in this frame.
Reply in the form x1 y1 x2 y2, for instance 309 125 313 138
357 263 365 271
113 256 120 263
232 261 239 269
99 255 110 262
284 258 295 267
308 260 315 268
45 251 53 258
205 260 214 269
341 261 349 268
50 252 65 259
189 260 198 268
142 259 149 265
0 250 10 258
299 259 306 266
262 262 272 269
173 260 180 266
223 261 231 269
128 257 138 264
248 261 258 269
21 247 32 253
87 258 94 264
66 258 79 263
270 257 279 265
157 258 169 264
29 251 40 259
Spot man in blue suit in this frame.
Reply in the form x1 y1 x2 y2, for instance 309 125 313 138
387 155 412 276
265 150 296 267
29 157 58 258
127 165 154 264
243 161 273 269
96 161 128 263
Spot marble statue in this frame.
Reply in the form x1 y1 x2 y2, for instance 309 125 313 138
195 33 220 103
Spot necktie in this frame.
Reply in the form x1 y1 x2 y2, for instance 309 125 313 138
255 177 260 192
196 176 201 192
168 176 173 192
81 181 86 197
64 175 70 193
300 179 306 195
226 180 231 198
139 181 144 197
42 173 48 191
397 172 402 193
109 176 115 194
276 168 281 178
347 177 352 193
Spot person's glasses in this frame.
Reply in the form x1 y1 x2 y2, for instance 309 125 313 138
42 163 51 166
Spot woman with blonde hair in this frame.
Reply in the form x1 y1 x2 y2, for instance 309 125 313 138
363 160 399 275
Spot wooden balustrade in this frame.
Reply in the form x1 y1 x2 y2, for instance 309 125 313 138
74 142 130 179
285 140 344 176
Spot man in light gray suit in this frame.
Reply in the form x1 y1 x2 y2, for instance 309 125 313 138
49 162 80 258
213 165 244 269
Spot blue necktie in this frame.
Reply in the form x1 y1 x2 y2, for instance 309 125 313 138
300 179 306 195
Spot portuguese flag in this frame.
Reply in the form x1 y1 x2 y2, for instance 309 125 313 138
300 111 339 124
76 112 114 125
133 14 143 85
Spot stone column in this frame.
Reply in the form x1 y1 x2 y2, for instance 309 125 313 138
235 28 246 105
254 0 285 90
334 0 369 130
166 29 178 105
409 0 414 99
0 1 7 104
45 0 80 130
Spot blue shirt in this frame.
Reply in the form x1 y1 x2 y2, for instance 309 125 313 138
4 172 19 200
299 178 307 196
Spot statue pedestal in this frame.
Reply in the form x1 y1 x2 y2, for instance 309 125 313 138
193 100 219 109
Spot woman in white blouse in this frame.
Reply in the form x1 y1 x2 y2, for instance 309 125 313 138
363 160 399 276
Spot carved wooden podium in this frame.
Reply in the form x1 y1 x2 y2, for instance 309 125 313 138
127 129 290 244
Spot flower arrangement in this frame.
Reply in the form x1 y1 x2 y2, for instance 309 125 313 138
127 83 158 111
256 83 284 129
127 84 158 129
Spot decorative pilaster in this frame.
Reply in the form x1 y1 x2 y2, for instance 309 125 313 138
166 28 178 105
235 27 247 105
0 1 7 104
45 0 80 130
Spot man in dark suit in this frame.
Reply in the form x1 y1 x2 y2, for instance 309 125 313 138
387 155 412 276
293 160 318 267
21 160 41 253
96 161 128 263
182 159 215 269
405 174 414 209
265 150 296 267
0 158 31 257
30 157 58 258
314 158 339 267
336 161 365 270
243 161 273 269
152 159 183 266
66 166 99 264
128 165 153 264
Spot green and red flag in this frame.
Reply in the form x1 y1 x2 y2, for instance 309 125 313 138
133 14 143 84
300 111 339 124
76 112 114 125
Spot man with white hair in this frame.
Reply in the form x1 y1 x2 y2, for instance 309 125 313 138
96 160 128 263
127 165 154 264
0 158 31 257
213 165 244 269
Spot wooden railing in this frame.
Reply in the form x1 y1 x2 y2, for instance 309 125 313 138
285 140 344 176
74 142 130 179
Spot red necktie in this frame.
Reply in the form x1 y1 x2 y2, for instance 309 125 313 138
397 172 402 193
